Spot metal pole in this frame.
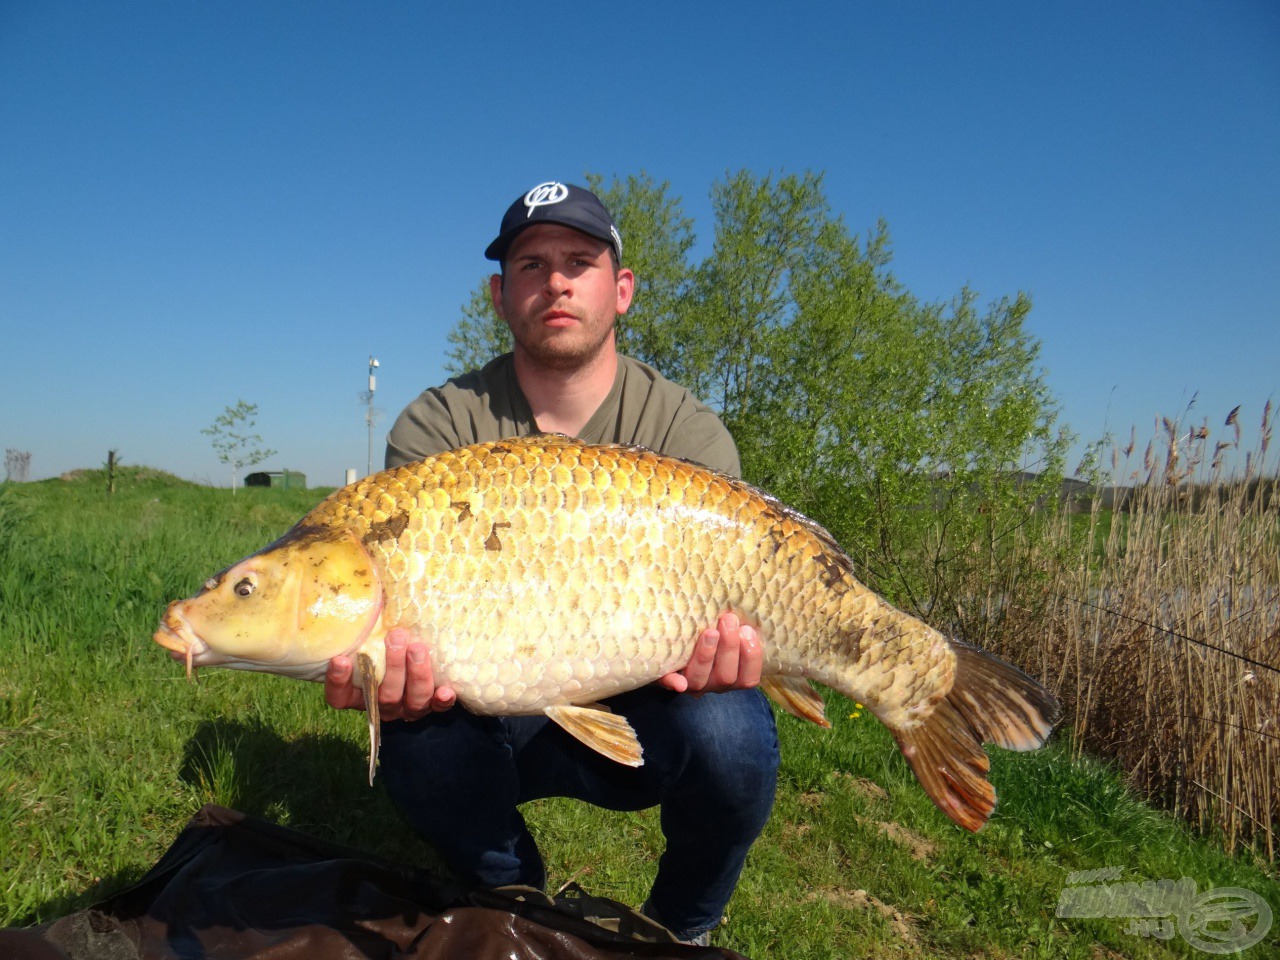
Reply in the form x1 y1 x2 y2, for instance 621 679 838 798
367 356 379 476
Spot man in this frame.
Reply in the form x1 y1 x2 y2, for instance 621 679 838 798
325 181 779 946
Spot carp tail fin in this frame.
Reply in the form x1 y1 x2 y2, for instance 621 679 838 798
894 642 1059 832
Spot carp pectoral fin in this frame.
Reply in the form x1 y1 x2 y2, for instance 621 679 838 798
545 704 644 767
760 676 831 728
357 651 381 786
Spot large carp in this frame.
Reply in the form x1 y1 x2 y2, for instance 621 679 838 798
155 434 1058 831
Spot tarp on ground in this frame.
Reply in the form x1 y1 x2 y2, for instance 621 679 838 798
1 804 748 960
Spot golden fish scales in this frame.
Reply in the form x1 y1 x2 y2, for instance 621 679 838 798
156 434 1059 831
307 436 946 723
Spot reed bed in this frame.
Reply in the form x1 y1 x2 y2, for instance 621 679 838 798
982 403 1279 857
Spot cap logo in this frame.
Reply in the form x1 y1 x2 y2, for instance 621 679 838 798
523 181 569 218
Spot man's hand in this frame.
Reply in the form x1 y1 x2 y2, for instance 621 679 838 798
658 611 763 694
325 627 455 722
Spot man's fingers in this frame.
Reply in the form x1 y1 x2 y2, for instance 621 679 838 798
400 642 435 717
430 684 457 712
675 611 764 694
705 611 743 690
656 672 690 693
737 624 763 689
325 656 355 708
378 629 409 707
709 621 742 689
326 629 453 721
682 627 719 691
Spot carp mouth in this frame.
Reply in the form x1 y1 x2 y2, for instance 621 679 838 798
153 602 209 681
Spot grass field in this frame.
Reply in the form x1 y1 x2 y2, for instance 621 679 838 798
1 469 1276 957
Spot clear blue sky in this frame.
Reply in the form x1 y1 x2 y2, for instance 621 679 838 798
2 1 1276 487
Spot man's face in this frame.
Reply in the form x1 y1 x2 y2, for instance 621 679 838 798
490 224 634 371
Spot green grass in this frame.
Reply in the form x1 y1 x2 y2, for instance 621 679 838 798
1 473 1276 957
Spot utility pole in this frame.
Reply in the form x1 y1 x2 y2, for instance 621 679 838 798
365 356 380 476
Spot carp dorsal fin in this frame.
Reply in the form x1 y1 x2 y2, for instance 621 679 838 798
760 676 831 728
544 703 644 767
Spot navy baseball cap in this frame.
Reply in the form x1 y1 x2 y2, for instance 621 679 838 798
484 181 623 263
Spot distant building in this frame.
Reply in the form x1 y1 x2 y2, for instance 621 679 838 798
244 469 307 489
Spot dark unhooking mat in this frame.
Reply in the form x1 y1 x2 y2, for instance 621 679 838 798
2 804 748 960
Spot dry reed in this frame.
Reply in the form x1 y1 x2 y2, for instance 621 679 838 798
981 403 1279 856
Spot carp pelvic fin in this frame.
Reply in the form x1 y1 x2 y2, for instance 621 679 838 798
760 676 831 728
893 642 1059 832
357 651 381 786
545 703 644 767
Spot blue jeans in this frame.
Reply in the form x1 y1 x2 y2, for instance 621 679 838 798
380 685 780 941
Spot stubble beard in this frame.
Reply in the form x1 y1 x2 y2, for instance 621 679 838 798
510 312 617 373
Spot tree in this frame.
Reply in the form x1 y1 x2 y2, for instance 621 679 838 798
772 222 1068 618
203 401 277 494
688 170 832 421
584 171 696 374
445 282 510 376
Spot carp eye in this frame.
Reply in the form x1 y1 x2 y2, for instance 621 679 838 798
233 577 256 598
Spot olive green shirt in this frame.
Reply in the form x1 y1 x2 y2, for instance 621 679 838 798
386 353 740 477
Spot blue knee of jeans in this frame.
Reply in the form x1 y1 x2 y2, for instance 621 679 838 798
379 711 546 890
643 688 780 939
665 687 779 815
376 686 779 909
656 685 777 767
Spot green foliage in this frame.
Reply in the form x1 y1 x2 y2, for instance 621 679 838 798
585 171 697 373
686 170 832 416
56 463 191 489
766 226 1069 619
700 174 1068 619
202 400 277 494
445 281 511 376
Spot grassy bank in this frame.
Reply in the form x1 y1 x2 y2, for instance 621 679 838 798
0 470 1275 957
